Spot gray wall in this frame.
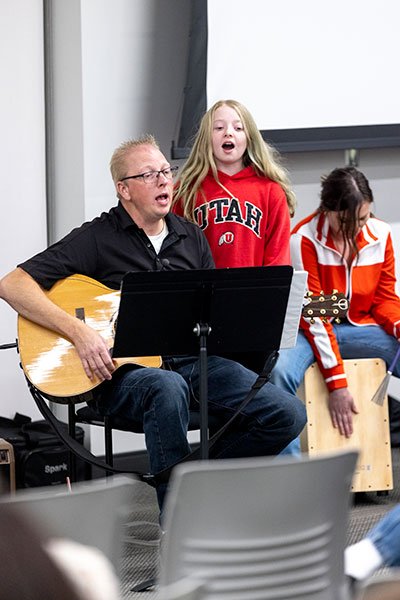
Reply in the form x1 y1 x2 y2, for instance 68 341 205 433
289 147 400 226
0 0 47 419
47 0 191 242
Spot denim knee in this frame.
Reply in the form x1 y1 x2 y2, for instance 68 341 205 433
288 397 307 439
271 383 307 431
144 369 189 411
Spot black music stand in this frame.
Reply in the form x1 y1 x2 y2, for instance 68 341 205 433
112 265 293 460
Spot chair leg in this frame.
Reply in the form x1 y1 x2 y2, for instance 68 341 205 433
104 416 113 477
68 404 77 483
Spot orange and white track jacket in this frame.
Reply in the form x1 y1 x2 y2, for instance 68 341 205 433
291 211 400 391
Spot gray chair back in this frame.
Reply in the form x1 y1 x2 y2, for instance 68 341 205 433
160 452 358 599
0 475 137 574
159 577 206 600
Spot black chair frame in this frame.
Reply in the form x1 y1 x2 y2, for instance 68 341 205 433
67 403 221 479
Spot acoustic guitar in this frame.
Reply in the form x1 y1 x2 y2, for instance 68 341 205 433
18 274 162 403
18 274 348 403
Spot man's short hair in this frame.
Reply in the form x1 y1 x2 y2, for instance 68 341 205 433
110 134 159 193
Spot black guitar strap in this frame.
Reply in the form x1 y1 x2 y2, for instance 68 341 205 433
28 350 279 488
28 382 137 475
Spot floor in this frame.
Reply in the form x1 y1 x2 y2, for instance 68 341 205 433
117 446 400 599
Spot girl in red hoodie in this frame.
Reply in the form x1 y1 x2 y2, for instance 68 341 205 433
173 99 295 268
173 100 299 455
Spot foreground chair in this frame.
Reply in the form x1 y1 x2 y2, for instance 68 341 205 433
0 475 137 575
159 578 205 600
160 451 358 600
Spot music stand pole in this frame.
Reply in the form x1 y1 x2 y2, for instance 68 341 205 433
193 322 211 459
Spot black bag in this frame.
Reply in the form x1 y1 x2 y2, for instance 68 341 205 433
0 413 87 488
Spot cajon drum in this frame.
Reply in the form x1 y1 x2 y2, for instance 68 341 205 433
299 358 393 493
0 437 16 493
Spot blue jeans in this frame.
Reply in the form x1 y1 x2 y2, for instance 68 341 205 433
367 503 400 567
271 324 400 456
93 356 306 508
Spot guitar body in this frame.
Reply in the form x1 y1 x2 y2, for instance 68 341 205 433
18 274 162 403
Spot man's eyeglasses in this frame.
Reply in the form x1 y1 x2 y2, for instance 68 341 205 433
120 166 179 184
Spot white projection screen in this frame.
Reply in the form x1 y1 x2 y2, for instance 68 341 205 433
172 0 400 157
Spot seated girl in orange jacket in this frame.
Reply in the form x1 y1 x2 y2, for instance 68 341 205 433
271 166 400 454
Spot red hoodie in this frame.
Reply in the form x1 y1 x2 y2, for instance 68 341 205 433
173 166 290 268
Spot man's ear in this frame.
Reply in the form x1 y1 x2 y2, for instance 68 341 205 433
117 181 130 200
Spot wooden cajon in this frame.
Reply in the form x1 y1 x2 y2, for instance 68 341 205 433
0 437 16 493
298 358 393 493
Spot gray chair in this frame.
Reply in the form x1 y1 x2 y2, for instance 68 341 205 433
0 474 137 575
159 451 358 600
159 578 205 600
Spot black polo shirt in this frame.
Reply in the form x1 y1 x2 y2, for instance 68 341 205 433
19 202 215 289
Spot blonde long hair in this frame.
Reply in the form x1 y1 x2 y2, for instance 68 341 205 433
173 100 296 220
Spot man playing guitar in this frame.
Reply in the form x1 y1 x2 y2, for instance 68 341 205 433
0 135 306 511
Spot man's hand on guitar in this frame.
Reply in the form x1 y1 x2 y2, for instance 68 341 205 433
328 388 359 437
73 322 116 381
16 275 162 399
